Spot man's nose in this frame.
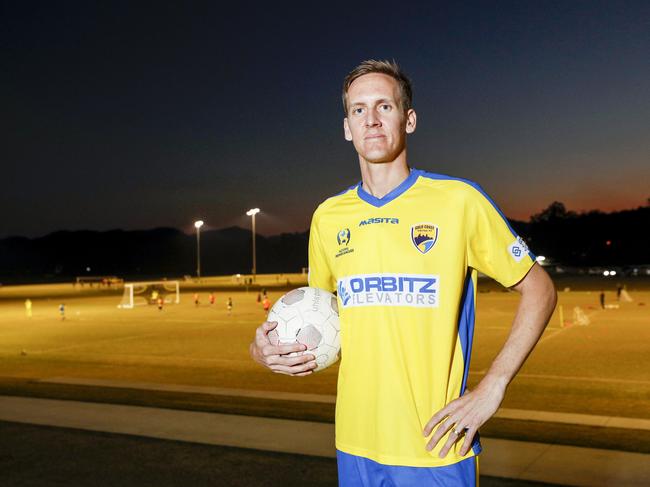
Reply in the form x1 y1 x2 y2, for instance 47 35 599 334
365 109 381 127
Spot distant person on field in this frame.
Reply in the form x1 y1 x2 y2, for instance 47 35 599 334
616 284 623 301
157 296 164 311
599 291 605 309
262 296 271 314
256 292 261 303
209 292 216 306
59 303 65 321
194 293 200 307
25 299 32 319
227 297 233 315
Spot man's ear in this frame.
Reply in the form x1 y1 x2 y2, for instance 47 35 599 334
343 118 353 141
405 109 417 134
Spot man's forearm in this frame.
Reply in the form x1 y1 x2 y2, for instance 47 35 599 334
481 264 557 390
423 264 556 457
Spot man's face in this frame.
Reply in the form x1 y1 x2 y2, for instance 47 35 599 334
343 73 416 164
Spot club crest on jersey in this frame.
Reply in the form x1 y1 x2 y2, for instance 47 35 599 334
337 228 350 246
411 223 439 254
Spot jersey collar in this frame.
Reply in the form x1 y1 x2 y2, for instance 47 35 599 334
356 168 420 208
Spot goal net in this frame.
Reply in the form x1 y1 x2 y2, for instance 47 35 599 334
118 281 180 309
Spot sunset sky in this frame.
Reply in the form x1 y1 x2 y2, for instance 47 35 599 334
2 1 649 237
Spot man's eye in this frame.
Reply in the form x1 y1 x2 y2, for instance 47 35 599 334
380 104 392 111
353 107 364 115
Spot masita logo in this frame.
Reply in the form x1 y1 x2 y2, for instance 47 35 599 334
337 273 439 308
358 217 399 226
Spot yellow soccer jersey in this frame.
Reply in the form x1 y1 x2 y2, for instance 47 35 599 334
308 168 535 468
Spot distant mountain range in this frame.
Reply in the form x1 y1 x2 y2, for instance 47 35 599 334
1 203 647 283
0 226 308 283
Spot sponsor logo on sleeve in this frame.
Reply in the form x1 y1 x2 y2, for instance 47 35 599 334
410 223 439 254
337 273 439 308
508 237 529 263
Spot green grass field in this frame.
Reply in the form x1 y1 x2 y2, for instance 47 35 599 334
1 275 649 424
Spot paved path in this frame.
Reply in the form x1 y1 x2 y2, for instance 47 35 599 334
0 420 552 487
1 395 648 486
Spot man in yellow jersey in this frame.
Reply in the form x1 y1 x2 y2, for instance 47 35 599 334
250 60 557 486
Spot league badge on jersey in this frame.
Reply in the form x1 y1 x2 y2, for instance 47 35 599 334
508 236 529 263
335 228 354 258
337 228 351 246
411 223 439 254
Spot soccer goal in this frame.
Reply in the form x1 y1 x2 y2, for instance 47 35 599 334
118 281 180 309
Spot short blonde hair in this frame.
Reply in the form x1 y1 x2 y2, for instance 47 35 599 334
342 59 413 114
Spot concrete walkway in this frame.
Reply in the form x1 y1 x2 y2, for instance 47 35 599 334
1 395 648 486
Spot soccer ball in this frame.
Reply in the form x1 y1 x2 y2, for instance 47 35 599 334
267 287 340 372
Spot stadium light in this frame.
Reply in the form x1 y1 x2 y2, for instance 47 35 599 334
536 255 546 264
246 208 260 282
194 220 204 279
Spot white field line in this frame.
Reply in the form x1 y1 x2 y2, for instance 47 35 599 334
536 327 566 345
485 306 600 347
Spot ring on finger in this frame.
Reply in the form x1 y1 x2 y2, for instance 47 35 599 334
452 426 467 436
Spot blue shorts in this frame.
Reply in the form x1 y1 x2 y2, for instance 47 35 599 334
337 450 478 487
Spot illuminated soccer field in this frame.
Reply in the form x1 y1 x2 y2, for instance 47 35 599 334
0 276 649 420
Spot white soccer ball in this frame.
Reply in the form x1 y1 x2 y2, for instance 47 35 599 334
267 286 340 372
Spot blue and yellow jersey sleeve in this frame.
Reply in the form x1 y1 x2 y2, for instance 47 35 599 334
307 207 336 292
465 184 536 288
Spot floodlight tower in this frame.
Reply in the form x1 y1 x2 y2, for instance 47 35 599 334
194 220 204 279
246 208 260 282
